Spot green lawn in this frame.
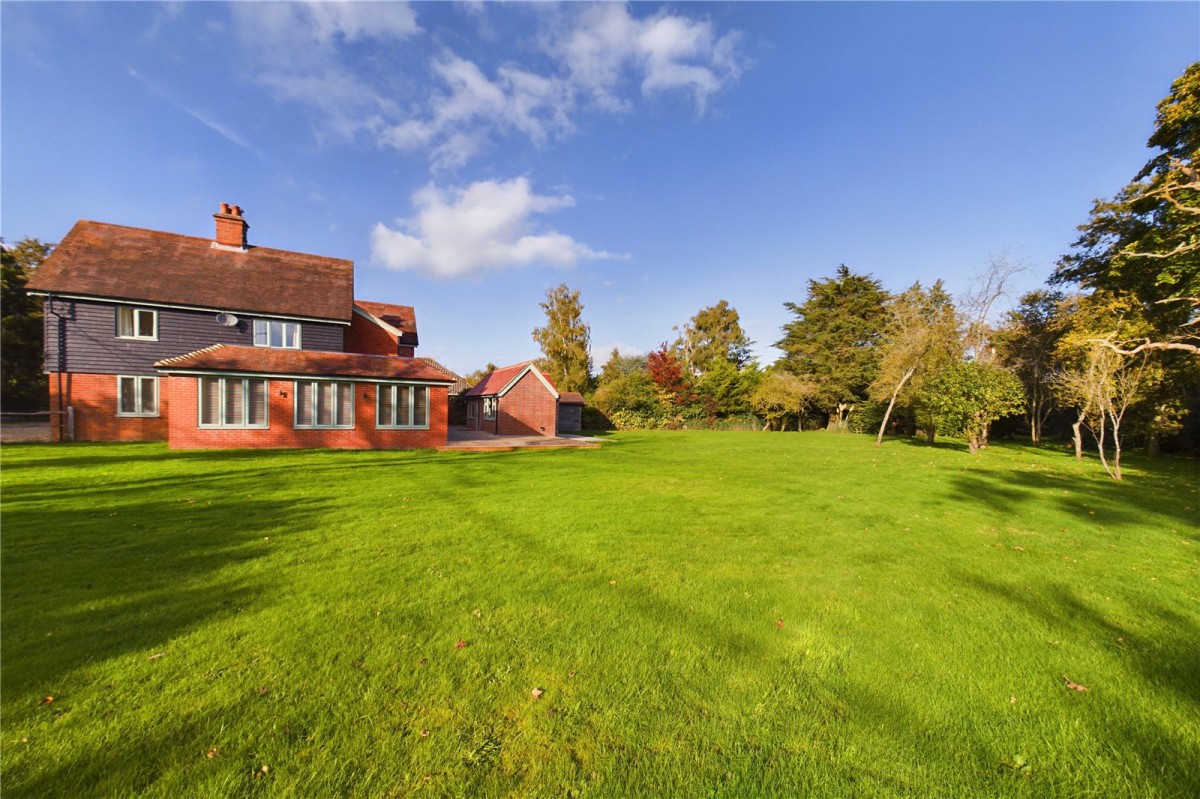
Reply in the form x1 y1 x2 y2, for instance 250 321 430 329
1 432 1197 798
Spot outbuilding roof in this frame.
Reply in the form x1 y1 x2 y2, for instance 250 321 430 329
27 219 355 322
155 345 454 382
464 361 560 399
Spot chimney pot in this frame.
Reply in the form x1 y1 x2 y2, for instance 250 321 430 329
214 203 249 249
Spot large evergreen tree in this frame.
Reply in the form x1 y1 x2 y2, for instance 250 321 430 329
1 238 53 411
775 265 889 429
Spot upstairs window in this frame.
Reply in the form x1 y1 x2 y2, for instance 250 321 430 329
295 381 354 429
199 377 268 428
377 384 429 429
116 307 157 340
253 319 301 349
117 376 158 416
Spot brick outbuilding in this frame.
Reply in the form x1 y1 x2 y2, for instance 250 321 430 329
463 362 568 437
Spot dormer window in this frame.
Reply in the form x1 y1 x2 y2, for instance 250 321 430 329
116 306 157 340
253 319 301 349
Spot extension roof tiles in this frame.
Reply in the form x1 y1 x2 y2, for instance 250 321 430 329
155 345 454 383
27 220 355 322
464 361 559 398
559 392 586 405
355 299 419 346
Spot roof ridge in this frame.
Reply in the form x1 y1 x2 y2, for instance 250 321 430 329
73 219 354 265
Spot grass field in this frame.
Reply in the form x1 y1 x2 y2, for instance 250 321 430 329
1 432 1197 798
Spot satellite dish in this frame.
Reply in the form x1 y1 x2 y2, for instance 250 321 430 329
216 313 239 327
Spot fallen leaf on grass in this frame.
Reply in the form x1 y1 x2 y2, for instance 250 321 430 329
1063 676 1088 692
38 696 54 706
455 640 468 650
254 686 269 697
250 764 270 780
609 580 617 586
531 688 543 700
148 652 165 660
776 618 784 629
419 729 429 738
206 748 220 759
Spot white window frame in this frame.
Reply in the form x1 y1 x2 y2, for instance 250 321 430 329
376 383 430 430
116 375 159 417
197 377 269 429
482 396 497 421
116 306 158 341
294 380 355 429
253 319 302 349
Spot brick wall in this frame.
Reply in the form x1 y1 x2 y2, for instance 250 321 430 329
164 377 448 450
344 313 399 356
496 372 557 437
49 371 170 442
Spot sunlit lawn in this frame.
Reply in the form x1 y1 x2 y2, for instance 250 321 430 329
1 432 1197 797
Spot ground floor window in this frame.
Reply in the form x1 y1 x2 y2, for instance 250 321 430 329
377 384 429 429
295 381 354 428
117 375 158 416
199 377 268 428
482 396 497 421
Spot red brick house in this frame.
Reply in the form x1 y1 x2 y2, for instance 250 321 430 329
463 362 583 437
26 204 452 449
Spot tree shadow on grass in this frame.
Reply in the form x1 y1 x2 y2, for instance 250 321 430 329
0 485 332 705
940 458 1199 533
954 571 1200 796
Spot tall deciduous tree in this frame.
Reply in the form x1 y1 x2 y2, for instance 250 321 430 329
776 265 889 430
1 238 53 411
532 283 592 393
1054 293 1163 479
869 280 960 446
674 300 753 374
993 290 1066 444
1054 61 1200 355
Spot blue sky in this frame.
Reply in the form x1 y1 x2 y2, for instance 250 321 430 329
3 2 1197 375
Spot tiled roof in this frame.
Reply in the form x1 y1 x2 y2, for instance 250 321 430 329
559 392 586 405
418 358 471 394
27 220 354 322
464 361 560 398
464 362 532 397
155 345 454 382
355 299 419 346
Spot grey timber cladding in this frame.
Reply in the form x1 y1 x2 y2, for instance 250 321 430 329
557 403 582 432
43 298 344 376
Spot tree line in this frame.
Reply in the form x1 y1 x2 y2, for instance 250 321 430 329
526 62 1199 477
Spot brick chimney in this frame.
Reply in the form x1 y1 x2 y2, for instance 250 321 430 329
213 202 248 249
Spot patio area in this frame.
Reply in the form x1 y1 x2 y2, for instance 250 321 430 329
443 425 602 452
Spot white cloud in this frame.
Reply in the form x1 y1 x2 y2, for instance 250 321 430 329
221 2 742 168
550 4 743 114
371 177 623 278
229 2 418 143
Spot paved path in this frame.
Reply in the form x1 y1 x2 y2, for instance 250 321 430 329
444 427 601 451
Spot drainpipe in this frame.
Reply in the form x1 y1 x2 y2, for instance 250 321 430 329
47 294 68 441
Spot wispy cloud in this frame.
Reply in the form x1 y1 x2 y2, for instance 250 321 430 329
371 177 625 279
222 2 743 168
127 67 266 159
